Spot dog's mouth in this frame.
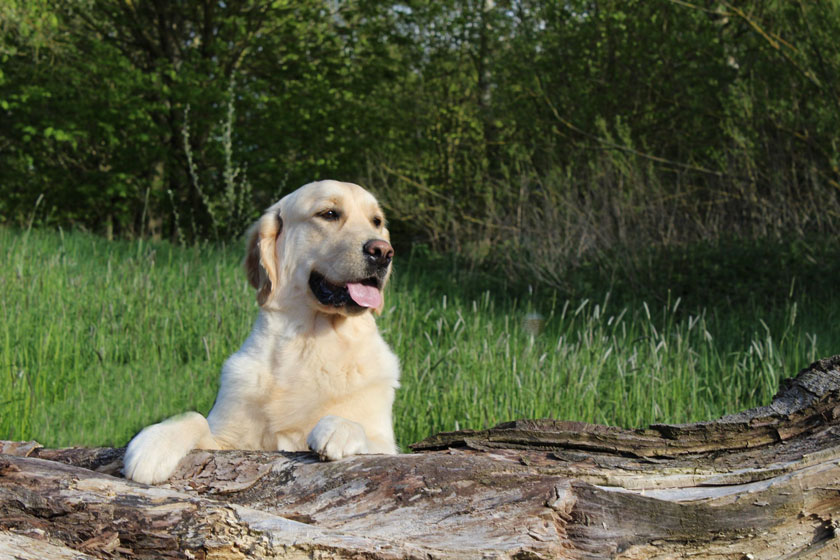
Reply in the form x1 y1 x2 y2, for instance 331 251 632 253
309 271 383 310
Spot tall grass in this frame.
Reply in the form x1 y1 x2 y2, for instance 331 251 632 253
389 251 835 443
1 227 837 449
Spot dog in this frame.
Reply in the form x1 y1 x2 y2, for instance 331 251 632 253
123 180 400 484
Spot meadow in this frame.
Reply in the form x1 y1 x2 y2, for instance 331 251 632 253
2 226 839 450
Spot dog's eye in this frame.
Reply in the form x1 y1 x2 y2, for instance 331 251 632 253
318 209 341 221
372 216 382 228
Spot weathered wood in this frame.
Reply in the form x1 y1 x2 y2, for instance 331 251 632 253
1 356 840 559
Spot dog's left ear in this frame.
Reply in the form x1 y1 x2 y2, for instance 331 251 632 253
244 210 283 306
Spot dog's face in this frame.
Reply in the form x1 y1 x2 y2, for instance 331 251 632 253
245 181 393 316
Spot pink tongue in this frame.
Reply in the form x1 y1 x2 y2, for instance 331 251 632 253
347 283 382 309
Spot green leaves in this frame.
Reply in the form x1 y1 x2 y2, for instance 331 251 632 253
44 127 73 143
0 0 837 253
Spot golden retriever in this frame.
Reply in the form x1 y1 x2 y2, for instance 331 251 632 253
123 180 400 484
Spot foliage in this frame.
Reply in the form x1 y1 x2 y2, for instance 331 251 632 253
1 1 838 268
2 227 838 447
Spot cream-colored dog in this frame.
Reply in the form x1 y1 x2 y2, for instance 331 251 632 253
123 180 400 484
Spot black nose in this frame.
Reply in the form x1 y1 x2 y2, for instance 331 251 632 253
363 239 394 268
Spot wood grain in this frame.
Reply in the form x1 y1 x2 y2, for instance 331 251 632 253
2 356 839 559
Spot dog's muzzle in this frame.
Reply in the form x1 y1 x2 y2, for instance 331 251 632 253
309 272 384 310
308 239 392 311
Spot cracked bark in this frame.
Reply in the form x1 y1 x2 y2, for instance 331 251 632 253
1 356 840 559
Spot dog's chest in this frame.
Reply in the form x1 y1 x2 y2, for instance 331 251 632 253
271 333 387 399
257 335 392 438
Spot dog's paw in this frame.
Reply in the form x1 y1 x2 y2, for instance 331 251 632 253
306 415 369 461
123 412 208 484
123 422 188 484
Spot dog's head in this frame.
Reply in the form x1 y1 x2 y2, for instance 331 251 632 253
245 180 393 316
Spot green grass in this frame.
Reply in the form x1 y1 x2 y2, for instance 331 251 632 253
2 227 839 450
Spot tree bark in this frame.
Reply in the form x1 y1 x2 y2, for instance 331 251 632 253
2 355 840 559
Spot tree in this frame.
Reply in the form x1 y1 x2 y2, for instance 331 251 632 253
1 1 838 257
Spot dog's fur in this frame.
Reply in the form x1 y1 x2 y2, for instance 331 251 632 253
123 180 400 484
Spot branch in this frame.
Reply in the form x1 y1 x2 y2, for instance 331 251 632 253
533 74 734 179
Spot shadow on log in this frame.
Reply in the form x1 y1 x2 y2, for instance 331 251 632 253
2 356 840 559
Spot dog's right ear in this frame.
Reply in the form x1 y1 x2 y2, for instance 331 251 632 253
244 210 283 306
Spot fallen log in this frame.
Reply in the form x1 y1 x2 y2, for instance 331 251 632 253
1 355 840 559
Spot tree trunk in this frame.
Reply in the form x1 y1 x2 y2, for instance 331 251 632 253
2 356 840 559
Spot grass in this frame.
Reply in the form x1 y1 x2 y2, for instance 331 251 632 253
2 226 838 450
